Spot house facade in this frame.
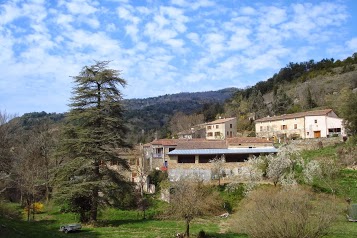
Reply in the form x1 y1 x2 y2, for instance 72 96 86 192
205 117 237 140
166 137 276 181
143 139 181 171
255 109 346 139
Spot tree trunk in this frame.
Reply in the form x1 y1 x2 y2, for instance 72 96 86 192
90 160 100 223
185 219 190 237
90 187 98 223
26 198 31 222
32 201 35 221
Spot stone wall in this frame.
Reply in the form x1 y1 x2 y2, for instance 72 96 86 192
288 137 344 150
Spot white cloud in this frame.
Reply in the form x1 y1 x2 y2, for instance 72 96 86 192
240 6 256 15
64 0 98 15
171 0 215 10
0 2 22 25
186 32 200 45
346 38 357 51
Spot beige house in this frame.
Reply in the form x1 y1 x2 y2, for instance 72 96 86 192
205 117 237 140
255 109 346 139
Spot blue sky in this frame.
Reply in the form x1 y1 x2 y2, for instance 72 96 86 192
1 0 357 116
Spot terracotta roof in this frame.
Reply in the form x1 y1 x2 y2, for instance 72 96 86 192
175 139 227 150
206 117 236 125
168 147 278 155
227 137 272 144
151 139 180 146
255 109 334 123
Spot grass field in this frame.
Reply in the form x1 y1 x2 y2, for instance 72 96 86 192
0 204 247 238
1 200 357 238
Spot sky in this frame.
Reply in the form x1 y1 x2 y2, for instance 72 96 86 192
1 0 357 116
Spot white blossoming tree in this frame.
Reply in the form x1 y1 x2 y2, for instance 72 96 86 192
209 155 226 185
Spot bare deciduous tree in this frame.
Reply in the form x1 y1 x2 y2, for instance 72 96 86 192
167 178 223 237
169 112 204 136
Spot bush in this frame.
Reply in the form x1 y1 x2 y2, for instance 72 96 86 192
23 202 44 214
197 230 206 238
231 186 342 238
0 201 21 219
148 170 168 191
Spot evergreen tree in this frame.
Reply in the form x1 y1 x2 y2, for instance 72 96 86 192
339 89 357 135
272 89 293 115
249 89 269 119
54 61 132 223
305 87 317 109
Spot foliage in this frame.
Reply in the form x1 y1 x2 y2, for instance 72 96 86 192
272 88 293 115
54 61 133 223
231 186 342 238
339 89 357 135
0 111 17 188
337 145 357 167
220 184 245 213
23 202 44 214
0 200 21 219
148 170 168 191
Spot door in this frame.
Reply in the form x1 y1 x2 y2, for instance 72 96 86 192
314 131 321 138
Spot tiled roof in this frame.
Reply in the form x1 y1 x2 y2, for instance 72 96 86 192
227 137 272 144
151 139 180 146
175 139 227 150
205 117 236 125
255 109 334 123
168 147 278 155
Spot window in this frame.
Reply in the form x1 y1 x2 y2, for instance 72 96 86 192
216 125 219 129
178 155 195 163
281 125 287 130
207 125 212 130
260 126 263 131
214 132 220 137
314 120 317 123
294 124 297 129
227 131 229 135
230 124 233 128
307 132 310 135
267 126 270 131
207 132 213 137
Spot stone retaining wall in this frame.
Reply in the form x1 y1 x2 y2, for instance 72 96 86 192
288 137 344 150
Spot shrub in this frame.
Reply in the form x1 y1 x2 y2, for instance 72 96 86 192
23 202 44 214
197 230 206 238
148 170 168 191
231 186 342 238
0 201 21 219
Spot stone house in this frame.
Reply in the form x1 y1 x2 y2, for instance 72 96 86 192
255 109 346 139
166 137 276 181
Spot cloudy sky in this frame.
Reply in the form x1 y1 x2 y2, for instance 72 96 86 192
1 0 357 116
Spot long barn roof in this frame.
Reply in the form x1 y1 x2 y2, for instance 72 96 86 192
167 147 278 155
255 109 334 123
